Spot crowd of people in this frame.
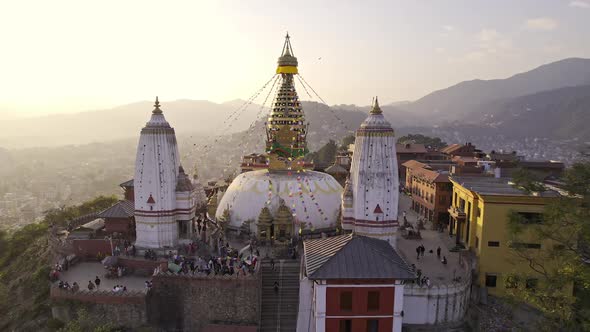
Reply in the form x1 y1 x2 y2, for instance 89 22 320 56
57 280 80 291
164 248 259 277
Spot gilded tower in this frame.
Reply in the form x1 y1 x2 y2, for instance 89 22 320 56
266 34 308 172
217 34 343 236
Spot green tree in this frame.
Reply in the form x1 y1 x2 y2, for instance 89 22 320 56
58 309 116 332
397 134 447 149
340 134 355 150
306 140 338 167
505 162 590 330
44 195 117 227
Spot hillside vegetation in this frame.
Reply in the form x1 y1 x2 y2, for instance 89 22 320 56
0 196 117 331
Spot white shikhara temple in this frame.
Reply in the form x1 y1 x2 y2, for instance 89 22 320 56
134 98 205 248
342 97 400 246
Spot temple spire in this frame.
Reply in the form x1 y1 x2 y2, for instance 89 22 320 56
370 96 382 115
277 33 298 74
153 96 162 115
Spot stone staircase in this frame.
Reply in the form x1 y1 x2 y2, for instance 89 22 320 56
260 258 301 332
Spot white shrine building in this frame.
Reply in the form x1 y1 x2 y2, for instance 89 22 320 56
133 97 204 248
341 97 400 246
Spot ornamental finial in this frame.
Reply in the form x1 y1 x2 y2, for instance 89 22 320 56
153 96 162 114
371 96 382 114
277 33 298 73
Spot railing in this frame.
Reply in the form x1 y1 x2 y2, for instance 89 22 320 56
448 206 466 218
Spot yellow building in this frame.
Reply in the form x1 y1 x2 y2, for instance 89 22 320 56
448 176 562 296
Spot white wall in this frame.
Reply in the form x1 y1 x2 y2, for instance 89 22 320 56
402 270 471 325
296 277 315 332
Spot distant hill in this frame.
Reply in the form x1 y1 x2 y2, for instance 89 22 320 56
469 85 590 140
2 57 589 149
402 58 590 124
0 99 266 148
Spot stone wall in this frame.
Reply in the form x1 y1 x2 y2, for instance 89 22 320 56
50 287 148 328
147 272 260 331
118 257 167 275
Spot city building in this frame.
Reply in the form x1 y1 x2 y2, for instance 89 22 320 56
297 234 414 332
440 143 485 159
447 176 564 296
215 35 343 237
240 153 268 173
395 143 427 177
402 160 452 226
342 97 400 246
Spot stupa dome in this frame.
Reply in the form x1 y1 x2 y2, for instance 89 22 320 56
216 170 342 233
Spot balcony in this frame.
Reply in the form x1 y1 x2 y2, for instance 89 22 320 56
448 206 466 219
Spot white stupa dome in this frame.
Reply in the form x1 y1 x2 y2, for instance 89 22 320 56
215 169 343 232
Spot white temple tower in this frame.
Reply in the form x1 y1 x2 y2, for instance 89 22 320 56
134 97 199 248
341 97 400 246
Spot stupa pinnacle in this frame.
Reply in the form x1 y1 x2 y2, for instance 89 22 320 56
216 35 343 238
266 34 308 172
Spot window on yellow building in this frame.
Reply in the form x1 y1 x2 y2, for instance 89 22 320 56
488 241 500 247
475 236 479 248
485 274 497 287
509 242 541 249
516 212 543 225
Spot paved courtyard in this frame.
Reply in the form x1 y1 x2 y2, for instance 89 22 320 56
58 262 148 292
396 194 467 285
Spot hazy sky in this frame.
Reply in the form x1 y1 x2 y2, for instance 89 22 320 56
1 0 589 115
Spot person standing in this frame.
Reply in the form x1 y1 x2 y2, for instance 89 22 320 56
436 246 441 258
273 281 279 295
94 276 101 289
415 246 420 260
270 258 275 271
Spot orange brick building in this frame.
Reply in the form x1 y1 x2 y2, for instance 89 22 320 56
402 160 452 226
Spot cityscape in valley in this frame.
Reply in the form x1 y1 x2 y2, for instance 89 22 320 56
1 2 590 332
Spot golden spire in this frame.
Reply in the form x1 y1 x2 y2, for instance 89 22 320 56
370 96 382 115
277 32 298 74
153 96 163 114
266 34 308 172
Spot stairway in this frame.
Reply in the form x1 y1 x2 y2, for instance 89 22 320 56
260 258 301 332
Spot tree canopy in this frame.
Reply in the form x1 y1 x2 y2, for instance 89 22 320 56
306 139 338 167
397 133 447 149
505 162 590 330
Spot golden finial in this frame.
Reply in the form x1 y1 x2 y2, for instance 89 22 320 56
370 96 382 115
153 96 162 114
277 33 298 74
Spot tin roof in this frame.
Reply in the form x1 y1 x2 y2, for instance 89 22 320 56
98 200 134 219
304 234 415 280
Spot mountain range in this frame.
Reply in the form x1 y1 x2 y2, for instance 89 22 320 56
1 57 589 149
400 58 590 125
